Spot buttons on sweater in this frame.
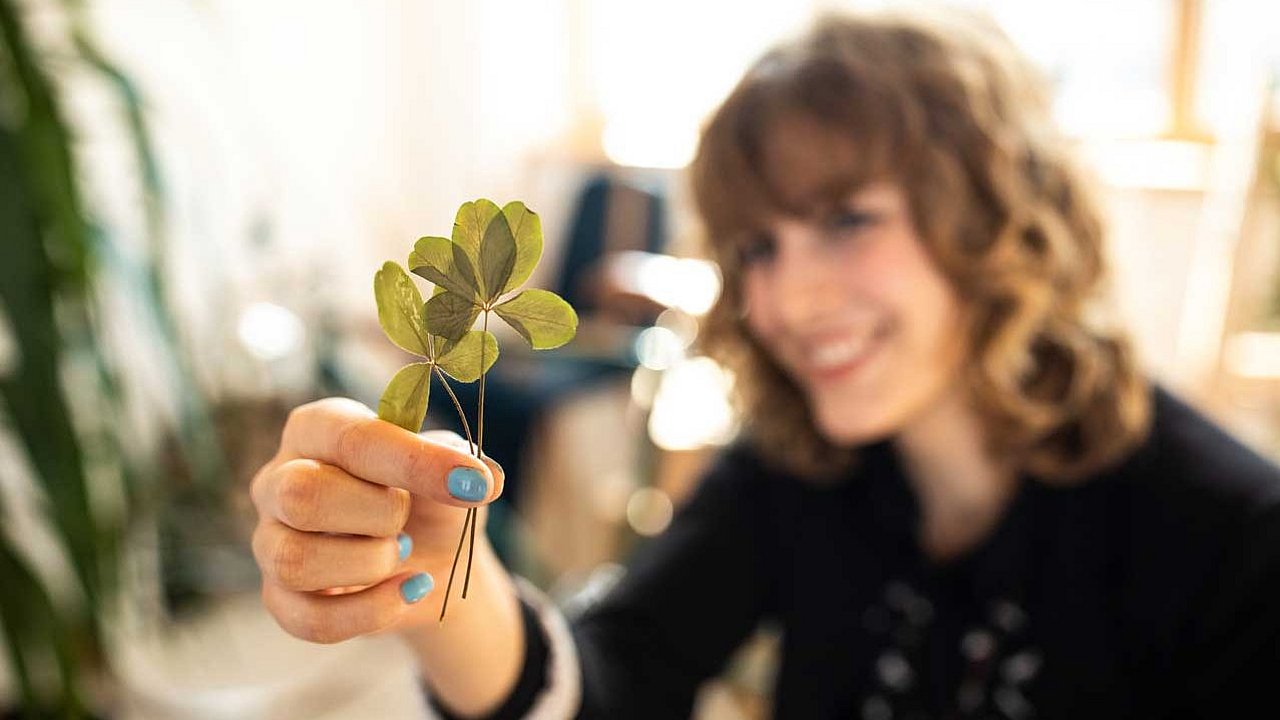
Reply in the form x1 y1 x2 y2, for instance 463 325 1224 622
861 578 1041 719
861 694 891 720
991 599 1028 634
875 649 915 691
1000 650 1042 685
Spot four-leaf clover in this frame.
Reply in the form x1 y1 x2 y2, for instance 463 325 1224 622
372 198 577 623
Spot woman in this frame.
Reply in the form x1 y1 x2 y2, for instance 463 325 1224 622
248 8 1280 719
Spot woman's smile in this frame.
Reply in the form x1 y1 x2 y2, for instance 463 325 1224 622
794 321 892 388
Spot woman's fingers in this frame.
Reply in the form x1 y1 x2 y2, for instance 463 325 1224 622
252 459 412 536
262 570 435 644
421 430 507 502
252 520 408 592
249 397 511 646
280 398 505 507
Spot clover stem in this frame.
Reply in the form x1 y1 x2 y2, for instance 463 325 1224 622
433 365 476 455
438 500 473 623
463 310 491 599
477 310 489 456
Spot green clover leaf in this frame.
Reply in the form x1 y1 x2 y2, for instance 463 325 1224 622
377 362 433 433
408 236 480 302
499 201 543 295
435 330 499 382
479 208 517 304
493 288 577 350
451 199 500 275
374 260 431 356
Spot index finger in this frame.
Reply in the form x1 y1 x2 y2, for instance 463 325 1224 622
281 398 500 506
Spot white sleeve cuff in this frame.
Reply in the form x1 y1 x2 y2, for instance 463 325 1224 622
421 576 582 720
513 576 583 719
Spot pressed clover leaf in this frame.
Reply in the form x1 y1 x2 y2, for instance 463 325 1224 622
434 330 499 383
499 201 543 295
374 260 431 357
493 288 577 350
425 289 481 343
409 236 479 302
377 362 433 433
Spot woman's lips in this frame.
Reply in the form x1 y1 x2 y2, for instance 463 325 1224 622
800 326 887 386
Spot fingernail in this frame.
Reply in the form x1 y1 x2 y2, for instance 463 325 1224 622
396 533 413 562
400 572 434 604
447 466 488 502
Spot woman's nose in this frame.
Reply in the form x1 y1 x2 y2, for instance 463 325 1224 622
770 226 842 328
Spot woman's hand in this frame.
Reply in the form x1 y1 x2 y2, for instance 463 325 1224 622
250 396 506 644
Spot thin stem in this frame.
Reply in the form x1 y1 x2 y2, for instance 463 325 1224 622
435 362 477 622
438 504 473 623
463 311 491 598
477 311 489 456
432 365 475 455
462 507 477 598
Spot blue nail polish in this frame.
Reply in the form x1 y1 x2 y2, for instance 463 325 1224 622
447 466 488 502
397 533 413 562
400 572 434 604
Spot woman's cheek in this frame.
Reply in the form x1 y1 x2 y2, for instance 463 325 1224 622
741 274 775 337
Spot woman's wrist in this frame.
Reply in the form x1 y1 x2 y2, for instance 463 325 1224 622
399 537 526 717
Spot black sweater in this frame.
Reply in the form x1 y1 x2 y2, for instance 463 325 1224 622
429 384 1280 719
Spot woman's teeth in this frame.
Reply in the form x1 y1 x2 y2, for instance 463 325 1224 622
812 334 874 369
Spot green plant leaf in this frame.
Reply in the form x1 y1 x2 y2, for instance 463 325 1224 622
409 236 478 301
501 201 543 294
377 362 432 432
451 199 501 275
374 261 430 356
450 242 483 301
436 330 499 382
493 289 578 350
479 212 516 304
424 290 481 342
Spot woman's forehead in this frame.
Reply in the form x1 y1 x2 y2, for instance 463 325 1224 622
695 101 900 245
761 115 861 203
753 111 896 218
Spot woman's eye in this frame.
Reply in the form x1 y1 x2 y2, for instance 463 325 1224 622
737 234 776 266
824 209 878 236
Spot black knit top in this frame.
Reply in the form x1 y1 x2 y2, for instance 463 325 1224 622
429 384 1280 719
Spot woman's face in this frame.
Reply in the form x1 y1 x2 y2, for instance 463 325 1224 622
739 181 969 443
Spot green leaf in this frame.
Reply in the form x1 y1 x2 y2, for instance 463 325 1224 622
436 330 499 382
374 261 430 356
424 290 481 342
501 201 543 294
450 242 483 301
479 211 516 304
451 199 501 274
377 363 432 432
493 289 578 350
409 236 479 302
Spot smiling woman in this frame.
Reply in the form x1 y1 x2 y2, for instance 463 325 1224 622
692 10 1149 482
247 6 1280 720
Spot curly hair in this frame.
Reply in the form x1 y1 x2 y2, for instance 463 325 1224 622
691 7 1151 482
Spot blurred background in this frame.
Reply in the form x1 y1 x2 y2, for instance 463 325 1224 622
1 0 1278 717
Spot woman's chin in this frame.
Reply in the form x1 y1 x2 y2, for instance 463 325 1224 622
814 405 899 446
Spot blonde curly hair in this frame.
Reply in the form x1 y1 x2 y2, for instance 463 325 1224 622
691 7 1151 482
